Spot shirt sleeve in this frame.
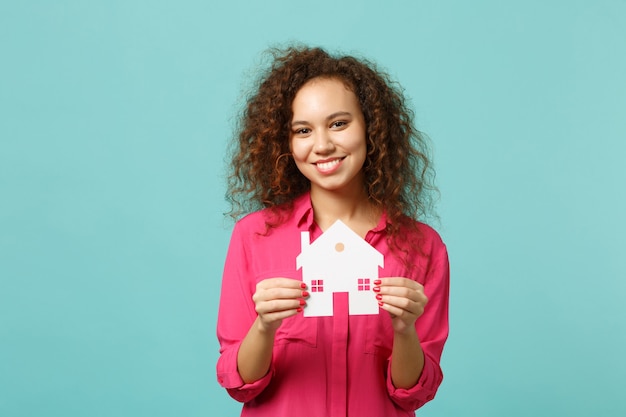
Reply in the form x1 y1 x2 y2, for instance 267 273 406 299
386 237 450 411
215 221 273 403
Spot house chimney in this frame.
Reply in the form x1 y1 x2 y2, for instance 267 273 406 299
300 231 310 250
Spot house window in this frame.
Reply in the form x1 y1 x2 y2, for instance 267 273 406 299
311 280 324 292
357 278 370 291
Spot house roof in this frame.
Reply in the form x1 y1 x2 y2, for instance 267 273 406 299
297 219 384 270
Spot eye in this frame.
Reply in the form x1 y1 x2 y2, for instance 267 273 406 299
293 127 311 135
330 120 348 129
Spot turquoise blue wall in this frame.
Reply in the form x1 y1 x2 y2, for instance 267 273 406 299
2 1 624 416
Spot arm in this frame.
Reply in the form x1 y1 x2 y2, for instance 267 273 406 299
374 277 428 389
375 240 450 410
216 222 267 402
216 221 309 402
391 326 425 389
237 279 308 383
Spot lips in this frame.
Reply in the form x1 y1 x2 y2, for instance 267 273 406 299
314 157 344 173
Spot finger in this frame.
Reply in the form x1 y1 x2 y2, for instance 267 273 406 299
255 278 309 303
374 285 426 303
254 287 308 303
256 298 307 315
377 294 426 316
259 307 303 324
378 300 415 319
376 277 422 290
257 277 307 290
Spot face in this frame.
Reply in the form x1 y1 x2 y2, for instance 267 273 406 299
289 77 367 196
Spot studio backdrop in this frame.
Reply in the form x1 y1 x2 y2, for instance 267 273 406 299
1 1 625 416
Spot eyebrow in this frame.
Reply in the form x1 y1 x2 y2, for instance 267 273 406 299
291 111 353 127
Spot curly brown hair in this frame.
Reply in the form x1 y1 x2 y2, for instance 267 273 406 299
227 45 438 248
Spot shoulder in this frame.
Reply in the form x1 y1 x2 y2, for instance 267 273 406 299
232 209 271 236
416 221 445 246
233 194 309 236
397 217 447 257
232 204 297 238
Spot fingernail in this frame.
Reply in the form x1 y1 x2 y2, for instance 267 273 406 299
300 282 307 289
302 291 309 297
375 294 383 301
374 279 381 285
373 286 381 293
377 301 383 306
299 299 306 306
297 307 303 312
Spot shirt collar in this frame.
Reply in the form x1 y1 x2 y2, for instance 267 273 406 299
293 191 315 231
371 210 388 233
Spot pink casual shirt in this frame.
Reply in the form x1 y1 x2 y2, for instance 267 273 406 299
216 193 449 416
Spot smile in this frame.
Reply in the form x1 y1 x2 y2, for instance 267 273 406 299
315 157 344 173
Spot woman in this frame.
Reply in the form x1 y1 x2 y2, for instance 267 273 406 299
217 46 449 416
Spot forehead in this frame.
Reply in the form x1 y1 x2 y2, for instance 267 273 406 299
291 77 360 115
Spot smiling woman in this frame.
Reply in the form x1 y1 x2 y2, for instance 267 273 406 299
217 46 449 417
226 47 438 238
289 78 368 206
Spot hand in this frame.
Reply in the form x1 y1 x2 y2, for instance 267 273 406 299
253 278 308 333
374 278 428 335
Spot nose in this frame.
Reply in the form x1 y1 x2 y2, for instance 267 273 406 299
313 130 335 154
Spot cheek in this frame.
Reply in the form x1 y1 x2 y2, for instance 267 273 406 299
289 140 308 162
347 133 367 161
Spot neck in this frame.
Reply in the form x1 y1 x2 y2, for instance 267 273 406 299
310 186 381 237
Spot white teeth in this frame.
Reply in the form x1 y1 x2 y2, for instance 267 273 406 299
317 159 341 171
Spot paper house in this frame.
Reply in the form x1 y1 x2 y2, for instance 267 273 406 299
297 220 383 317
